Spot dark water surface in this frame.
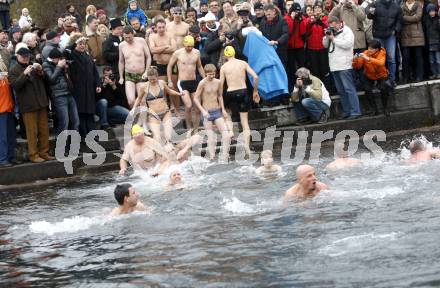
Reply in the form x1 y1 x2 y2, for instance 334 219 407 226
1 135 440 287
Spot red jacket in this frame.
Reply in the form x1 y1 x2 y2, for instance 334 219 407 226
284 14 307 49
305 15 328 50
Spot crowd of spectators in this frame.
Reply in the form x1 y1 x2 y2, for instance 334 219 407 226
0 0 439 167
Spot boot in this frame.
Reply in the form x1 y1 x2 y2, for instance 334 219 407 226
365 91 379 116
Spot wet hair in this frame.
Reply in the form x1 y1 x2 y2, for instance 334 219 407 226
123 26 134 35
409 139 426 154
147 66 159 77
87 15 97 25
368 39 381 50
204 63 217 73
114 183 132 205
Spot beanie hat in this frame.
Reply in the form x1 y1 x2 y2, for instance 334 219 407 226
426 3 436 13
49 48 63 59
46 31 58 41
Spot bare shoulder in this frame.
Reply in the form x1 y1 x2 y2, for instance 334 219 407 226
317 181 329 191
166 21 174 28
135 201 146 211
135 37 147 45
119 41 127 48
284 184 299 199
109 207 120 217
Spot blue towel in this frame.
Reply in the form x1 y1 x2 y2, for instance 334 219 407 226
243 32 288 100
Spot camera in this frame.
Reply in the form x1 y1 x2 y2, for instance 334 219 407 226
225 31 234 41
294 11 303 21
108 74 115 81
325 26 336 36
354 53 362 58
297 76 312 86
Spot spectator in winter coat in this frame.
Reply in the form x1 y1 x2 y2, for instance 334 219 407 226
18 8 32 30
41 31 61 61
353 39 393 116
329 0 366 52
400 0 424 83
285 2 307 91
323 16 361 119
424 4 440 79
125 0 148 29
366 0 402 83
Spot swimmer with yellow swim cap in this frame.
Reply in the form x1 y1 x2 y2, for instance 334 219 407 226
224 45 236 58
119 124 170 176
183 35 195 47
167 33 206 130
219 45 260 157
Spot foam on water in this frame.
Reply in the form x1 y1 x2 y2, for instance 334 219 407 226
318 232 400 257
222 197 256 214
29 211 148 236
317 186 405 201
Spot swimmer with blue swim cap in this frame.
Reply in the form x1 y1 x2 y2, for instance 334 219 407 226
284 165 329 200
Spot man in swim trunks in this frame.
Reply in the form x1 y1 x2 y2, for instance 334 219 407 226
408 139 440 162
326 142 361 170
110 183 146 216
256 150 282 175
284 164 329 200
220 45 260 157
193 64 232 160
149 19 176 82
167 35 205 131
119 26 152 108
119 124 170 176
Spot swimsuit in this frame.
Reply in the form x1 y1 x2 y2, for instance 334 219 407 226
205 108 223 122
177 80 197 94
156 63 168 77
125 71 144 84
144 82 171 121
224 89 250 113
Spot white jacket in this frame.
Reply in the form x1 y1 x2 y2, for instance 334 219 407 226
323 25 354 72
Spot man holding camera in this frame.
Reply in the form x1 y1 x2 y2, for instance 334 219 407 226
9 47 54 163
285 2 307 91
43 48 79 136
291 67 331 124
96 66 129 129
323 16 361 120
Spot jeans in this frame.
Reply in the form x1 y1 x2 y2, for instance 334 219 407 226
294 97 329 121
402 46 424 81
0 112 16 163
0 11 10 30
429 51 440 75
376 35 397 81
96 99 129 126
332 69 361 117
52 95 80 135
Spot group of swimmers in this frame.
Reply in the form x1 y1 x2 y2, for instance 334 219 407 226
111 138 440 216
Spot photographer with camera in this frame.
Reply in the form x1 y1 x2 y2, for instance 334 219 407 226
291 67 331 124
285 2 307 91
95 66 129 130
43 48 79 136
9 47 55 163
353 40 393 116
323 16 361 120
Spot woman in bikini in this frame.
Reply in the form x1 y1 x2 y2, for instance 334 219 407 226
133 67 182 143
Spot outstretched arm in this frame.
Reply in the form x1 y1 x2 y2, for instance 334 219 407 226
246 63 260 103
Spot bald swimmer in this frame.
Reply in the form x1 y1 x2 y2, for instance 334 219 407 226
408 139 440 162
284 165 329 200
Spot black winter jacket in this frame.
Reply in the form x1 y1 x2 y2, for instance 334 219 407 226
43 60 72 98
424 15 440 51
367 0 402 39
204 30 241 68
259 15 289 64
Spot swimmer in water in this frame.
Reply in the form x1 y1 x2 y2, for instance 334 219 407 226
326 142 361 170
168 170 183 185
408 139 440 162
256 150 282 175
110 184 146 216
284 164 329 200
